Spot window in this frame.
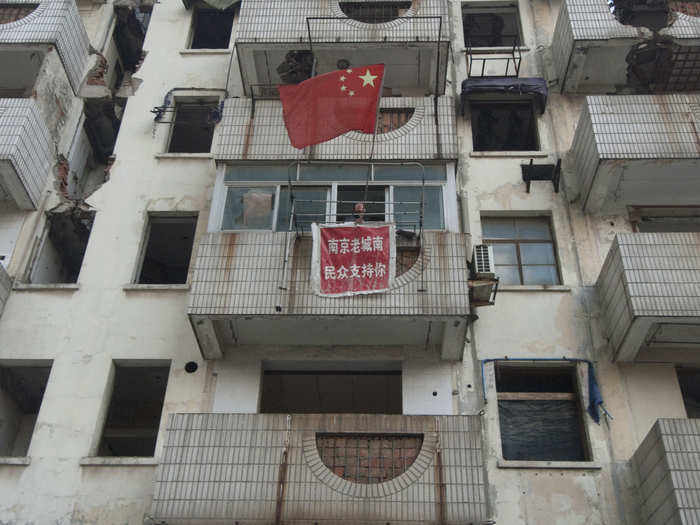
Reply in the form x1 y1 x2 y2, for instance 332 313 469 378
218 164 449 232
0 363 52 457
167 101 219 153
338 2 412 23
481 216 559 285
97 364 169 457
377 108 415 134
462 4 522 47
677 368 700 418
496 364 589 462
189 7 235 49
260 370 402 414
137 214 197 284
470 102 538 151
29 211 95 284
0 48 45 98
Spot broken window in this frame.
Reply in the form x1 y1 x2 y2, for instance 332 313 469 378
260 370 402 414
677 368 700 418
482 216 560 285
98 364 169 457
168 101 219 153
462 4 522 47
222 187 276 230
29 210 95 284
338 2 412 23
189 6 235 49
0 363 52 457
137 214 197 284
470 102 538 151
496 364 589 462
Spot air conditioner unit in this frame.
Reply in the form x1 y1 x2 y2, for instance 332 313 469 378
472 244 495 279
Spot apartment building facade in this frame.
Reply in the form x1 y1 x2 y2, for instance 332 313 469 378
0 0 698 523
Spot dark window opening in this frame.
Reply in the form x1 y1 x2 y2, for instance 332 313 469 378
462 7 521 47
337 186 386 222
397 246 419 276
317 433 422 483
190 7 235 49
0 49 44 98
677 368 700 418
470 102 538 151
260 371 402 414
138 215 197 284
0 365 51 456
98 365 169 457
377 108 415 134
168 102 218 153
339 2 412 23
0 3 38 24
496 365 589 462
276 50 314 84
30 211 95 284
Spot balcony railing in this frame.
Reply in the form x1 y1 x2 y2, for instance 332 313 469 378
596 233 700 361
568 94 700 215
150 413 488 524
0 99 53 210
632 418 700 525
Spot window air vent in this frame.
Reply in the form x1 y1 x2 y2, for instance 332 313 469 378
473 244 495 279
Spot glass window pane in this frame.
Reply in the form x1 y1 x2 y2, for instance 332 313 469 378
491 243 518 265
522 265 559 285
300 164 368 181
394 187 444 230
374 165 446 181
520 243 555 265
482 217 516 239
222 187 275 230
225 165 292 182
277 188 328 231
516 218 552 239
495 265 521 285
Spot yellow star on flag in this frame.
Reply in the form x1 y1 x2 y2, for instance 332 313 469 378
359 69 378 87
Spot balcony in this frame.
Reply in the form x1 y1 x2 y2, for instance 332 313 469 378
0 99 53 210
235 0 449 96
567 95 700 216
0 0 90 93
188 231 471 360
217 96 457 161
551 0 700 93
150 413 487 524
596 233 700 362
632 418 700 525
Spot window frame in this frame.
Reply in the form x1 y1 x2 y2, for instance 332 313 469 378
187 5 237 50
210 163 458 233
461 2 523 49
489 361 598 468
481 215 561 286
166 98 221 154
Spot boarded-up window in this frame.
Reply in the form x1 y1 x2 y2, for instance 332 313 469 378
0 4 38 24
377 108 414 134
496 365 589 462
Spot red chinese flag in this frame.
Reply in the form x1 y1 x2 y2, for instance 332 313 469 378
278 64 385 149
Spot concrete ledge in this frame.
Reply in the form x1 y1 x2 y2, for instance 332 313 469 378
179 49 231 55
499 285 572 292
80 457 158 466
461 46 531 54
123 284 190 291
0 457 30 466
13 283 79 291
470 151 549 158
155 153 214 160
498 460 601 470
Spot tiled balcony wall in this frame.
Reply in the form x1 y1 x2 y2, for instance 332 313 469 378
151 413 487 524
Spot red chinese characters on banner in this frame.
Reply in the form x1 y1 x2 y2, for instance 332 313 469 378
313 224 393 296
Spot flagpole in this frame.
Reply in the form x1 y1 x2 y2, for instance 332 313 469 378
363 65 386 210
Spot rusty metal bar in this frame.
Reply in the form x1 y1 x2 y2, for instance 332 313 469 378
434 421 446 525
275 415 292 525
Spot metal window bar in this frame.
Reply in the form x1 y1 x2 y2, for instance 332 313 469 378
466 36 522 78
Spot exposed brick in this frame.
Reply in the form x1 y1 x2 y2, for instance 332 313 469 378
670 1 700 16
0 4 38 23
